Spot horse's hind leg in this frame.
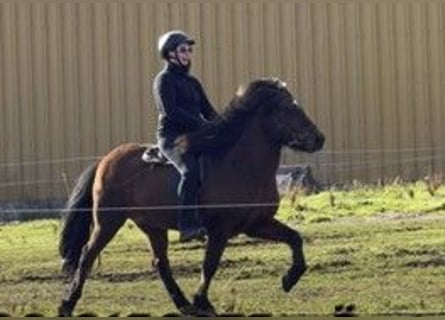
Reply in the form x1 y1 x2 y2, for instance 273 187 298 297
59 213 126 316
135 223 194 315
246 218 307 292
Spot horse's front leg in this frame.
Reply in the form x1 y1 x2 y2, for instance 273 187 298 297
246 218 307 292
193 232 228 316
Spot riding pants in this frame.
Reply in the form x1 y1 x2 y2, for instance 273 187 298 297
157 134 202 231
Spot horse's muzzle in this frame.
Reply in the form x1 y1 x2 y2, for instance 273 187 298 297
310 132 325 152
289 131 324 153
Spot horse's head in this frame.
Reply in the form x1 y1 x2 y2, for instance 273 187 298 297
181 78 324 156
247 78 325 153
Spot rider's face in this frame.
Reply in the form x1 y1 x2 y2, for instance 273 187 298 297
172 44 193 66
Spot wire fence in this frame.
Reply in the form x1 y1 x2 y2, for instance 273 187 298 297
0 149 444 222
0 150 444 188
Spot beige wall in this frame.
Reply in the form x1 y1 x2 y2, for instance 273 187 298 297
1 0 444 201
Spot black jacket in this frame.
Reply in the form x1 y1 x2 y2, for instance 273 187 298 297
153 63 217 137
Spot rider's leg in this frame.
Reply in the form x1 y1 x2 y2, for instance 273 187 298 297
176 152 206 242
158 136 206 242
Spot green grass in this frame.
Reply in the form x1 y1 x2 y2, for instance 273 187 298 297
0 181 444 316
279 179 445 222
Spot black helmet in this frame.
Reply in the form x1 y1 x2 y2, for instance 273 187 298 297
158 30 195 60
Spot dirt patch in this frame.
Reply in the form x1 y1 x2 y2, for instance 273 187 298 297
405 258 445 268
318 211 445 227
309 259 353 273
365 212 445 222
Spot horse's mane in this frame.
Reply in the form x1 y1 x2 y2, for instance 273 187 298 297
185 78 283 156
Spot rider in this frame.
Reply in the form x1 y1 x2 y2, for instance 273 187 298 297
153 30 218 242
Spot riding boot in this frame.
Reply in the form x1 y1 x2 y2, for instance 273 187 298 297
178 209 207 243
178 179 206 243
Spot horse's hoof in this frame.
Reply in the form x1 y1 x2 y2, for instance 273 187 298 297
196 308 217 317
57 303 73 317
193 295 217 316
282 267 306 292
57 307 72 317
282 275 293 292
179 304 197 316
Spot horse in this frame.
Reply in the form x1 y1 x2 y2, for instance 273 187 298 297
57 78 325 316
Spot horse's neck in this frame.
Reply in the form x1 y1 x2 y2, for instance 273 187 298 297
211 116 281 182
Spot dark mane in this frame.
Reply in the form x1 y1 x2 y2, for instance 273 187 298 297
185 78 283 155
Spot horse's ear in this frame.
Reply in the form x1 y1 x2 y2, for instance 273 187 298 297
236 84 246 97
279 80 287 89
273 77 287 89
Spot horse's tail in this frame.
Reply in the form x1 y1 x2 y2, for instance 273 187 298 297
59 162 98 276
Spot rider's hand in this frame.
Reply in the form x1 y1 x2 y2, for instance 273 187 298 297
174 135 188 154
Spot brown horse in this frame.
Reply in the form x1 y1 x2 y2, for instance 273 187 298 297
58 78 325 316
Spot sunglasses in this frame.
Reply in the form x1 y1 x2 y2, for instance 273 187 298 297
177 46 193 54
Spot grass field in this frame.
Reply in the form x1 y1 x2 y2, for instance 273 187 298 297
0 181 444 316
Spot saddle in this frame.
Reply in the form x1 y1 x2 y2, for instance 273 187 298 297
141 145 170 165
141 144 206 183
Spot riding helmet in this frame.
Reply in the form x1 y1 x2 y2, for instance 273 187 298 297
158 30 195 59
